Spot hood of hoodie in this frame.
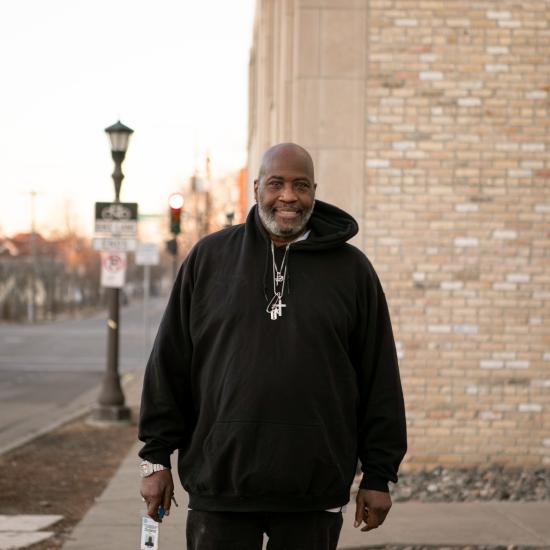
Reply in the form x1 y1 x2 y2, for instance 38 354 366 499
249 199 359 301
251 199 358 251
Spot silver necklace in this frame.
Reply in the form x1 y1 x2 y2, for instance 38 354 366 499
266 242 290 320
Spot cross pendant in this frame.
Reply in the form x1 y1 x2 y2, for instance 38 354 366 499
269 299 286 320
275 299 286 317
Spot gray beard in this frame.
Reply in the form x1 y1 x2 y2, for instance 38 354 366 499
258 200 315 238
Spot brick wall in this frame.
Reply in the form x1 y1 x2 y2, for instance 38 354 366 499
364 0 549 469
249 0 550 468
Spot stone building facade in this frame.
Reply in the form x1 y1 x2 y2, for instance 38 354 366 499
248 0 549 469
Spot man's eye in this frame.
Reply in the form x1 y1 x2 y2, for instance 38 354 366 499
267 181 282 188
295 181 310 189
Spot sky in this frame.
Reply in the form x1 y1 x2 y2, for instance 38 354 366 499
0 0 255 237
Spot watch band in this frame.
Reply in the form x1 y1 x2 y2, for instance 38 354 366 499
140 460 168 477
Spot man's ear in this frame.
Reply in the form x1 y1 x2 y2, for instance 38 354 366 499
253 179 259 202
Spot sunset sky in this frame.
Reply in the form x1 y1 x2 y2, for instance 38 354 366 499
0 0 255 237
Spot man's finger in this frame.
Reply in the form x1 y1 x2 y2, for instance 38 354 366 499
361 508 386 532
361 511 375 531
360 506 371 531
354 492 369 528
354 499 363 528
162 487 172 517
147 496 162 523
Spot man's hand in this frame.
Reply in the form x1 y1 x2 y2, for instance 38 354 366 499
354 488 392 532
140 470 174 523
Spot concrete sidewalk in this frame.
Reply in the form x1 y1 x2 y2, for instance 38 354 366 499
62 437 550 550
62 376 550 549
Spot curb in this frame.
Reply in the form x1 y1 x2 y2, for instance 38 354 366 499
0 371 138 457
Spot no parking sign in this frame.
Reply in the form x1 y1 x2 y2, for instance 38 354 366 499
100 251 127 288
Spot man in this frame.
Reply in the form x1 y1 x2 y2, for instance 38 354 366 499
139 143 407 549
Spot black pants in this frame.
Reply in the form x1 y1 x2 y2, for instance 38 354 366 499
186 510 343 550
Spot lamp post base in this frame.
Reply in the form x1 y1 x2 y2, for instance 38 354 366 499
91 405 132 424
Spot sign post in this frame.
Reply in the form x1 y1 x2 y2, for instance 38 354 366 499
93 199 137 422
135 243 160 360
100 251 127 288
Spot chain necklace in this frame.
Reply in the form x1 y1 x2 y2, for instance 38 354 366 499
266 242 290 320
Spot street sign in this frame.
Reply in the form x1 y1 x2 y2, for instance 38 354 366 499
100 251 127 288
93 237 137 252
136 242 160 266
95 202 138 236
95 220 138 235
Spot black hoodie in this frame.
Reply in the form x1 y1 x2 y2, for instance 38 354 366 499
138 200 407 512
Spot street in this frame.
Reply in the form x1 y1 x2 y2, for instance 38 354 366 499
0 296 167 454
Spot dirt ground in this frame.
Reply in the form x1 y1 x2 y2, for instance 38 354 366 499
0 410 139 550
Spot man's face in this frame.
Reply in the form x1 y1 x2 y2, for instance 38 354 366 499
254 149 316 240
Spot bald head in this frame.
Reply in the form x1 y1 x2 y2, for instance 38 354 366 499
254 142 317 244
258 143 315 183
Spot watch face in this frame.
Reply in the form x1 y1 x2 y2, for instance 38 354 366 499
140 461 153 477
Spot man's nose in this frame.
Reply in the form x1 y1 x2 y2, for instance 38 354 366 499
279 183 298 202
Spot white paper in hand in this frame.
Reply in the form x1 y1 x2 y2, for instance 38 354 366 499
140 516 159 550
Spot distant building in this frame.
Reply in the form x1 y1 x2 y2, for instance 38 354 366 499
0 233 101 322
248 0 549 468
177 162 246 251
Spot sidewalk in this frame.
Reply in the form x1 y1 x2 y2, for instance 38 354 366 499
62 377 550 549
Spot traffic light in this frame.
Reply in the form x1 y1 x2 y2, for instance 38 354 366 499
168 193 184 235
166 238 178 255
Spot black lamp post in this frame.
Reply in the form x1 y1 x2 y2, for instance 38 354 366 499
105 120 134 200
93 120 134 422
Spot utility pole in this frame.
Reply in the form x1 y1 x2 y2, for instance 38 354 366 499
143 263 151 358
29 190 37 323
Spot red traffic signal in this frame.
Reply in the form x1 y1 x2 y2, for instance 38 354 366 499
168 193 184 210
169 193 184 235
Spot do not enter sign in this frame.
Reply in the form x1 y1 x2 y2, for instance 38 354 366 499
100 251 127 288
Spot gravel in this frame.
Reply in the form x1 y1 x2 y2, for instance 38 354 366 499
389 465 550 502
353 546 546 550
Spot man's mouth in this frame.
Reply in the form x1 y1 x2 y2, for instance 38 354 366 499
274 208 301 220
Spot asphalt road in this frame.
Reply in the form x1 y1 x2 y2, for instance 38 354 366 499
0 295 167 454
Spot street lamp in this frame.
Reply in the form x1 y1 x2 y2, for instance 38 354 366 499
105 120 134 201
93 120 134 423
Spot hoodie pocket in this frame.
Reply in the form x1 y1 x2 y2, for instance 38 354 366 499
188 420 346 497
